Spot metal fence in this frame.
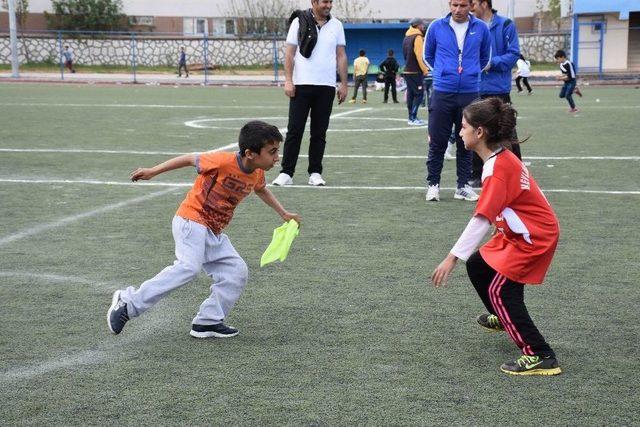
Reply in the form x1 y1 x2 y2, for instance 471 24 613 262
0 30 286 84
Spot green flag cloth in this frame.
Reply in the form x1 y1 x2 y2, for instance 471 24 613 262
260 220 300 267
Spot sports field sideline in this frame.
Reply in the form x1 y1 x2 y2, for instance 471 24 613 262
0 83 638 425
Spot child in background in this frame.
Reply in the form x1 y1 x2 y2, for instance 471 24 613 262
178 46 189 78
108 121 300 339
349 49 370 104
431 98 562 376
554 49 581 113
515 54 532 95
63 45 76 73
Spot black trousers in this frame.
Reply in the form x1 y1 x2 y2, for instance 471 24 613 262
515 76 532 92
466 251 555 357
471 93 521 180
383 75 397 102
280 85 335 177
403 73 425 121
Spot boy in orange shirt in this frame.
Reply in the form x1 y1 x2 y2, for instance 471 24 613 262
108 121 300 338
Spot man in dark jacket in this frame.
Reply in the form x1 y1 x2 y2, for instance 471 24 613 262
379 49 399 103
403 18 429 125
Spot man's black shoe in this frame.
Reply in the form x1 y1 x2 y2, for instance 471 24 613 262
190 323 239 338
107 290 129 334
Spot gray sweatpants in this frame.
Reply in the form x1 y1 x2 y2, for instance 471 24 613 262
120 215 248 325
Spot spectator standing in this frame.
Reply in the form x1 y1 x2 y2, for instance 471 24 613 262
379 49 400 103
515 54 533 94
468 0 521 188
349 49 370 104
403 18 429 126
63 45 76 73
178 46 189 78
424 0 491 201
272 0 348 187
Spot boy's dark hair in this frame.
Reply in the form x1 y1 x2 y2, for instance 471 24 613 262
554 49 567 59
387 49 394 56
519 53 525 61
359 49 366 56
463 97 521 150
238 121 283 157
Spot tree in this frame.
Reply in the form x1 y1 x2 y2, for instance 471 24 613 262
223 0 298 36
535 0 564 32
44 0 129 32
1 0 30 60
333 0 378 23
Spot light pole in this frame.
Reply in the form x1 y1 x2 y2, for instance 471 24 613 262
7 0 20 77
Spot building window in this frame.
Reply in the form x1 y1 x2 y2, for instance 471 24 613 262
183 17 208 35
591 16 606 33
225 19 236 35
129 16 154 26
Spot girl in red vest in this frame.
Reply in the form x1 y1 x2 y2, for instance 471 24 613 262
431 97 561 376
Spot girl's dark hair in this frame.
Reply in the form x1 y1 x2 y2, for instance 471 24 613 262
238 120 283 156
463 97 523 149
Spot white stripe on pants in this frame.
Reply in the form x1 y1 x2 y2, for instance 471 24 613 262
120 215 248 325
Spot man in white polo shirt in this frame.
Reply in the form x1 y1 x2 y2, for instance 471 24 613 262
272 0 348 187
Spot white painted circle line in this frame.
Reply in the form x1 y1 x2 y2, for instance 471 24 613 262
184 116 426 132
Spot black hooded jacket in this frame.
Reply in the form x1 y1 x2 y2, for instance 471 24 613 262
288 9 331 58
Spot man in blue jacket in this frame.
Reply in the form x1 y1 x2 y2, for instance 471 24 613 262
424 0 491 202
469 0 520 187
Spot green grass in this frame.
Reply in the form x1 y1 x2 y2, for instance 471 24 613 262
0 83 639 425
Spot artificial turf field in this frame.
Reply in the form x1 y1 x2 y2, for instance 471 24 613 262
0 82 639 425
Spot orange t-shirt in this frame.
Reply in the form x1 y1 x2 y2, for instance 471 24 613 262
176 151 266 234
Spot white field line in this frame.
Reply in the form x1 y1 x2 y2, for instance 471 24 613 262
1 148 639 161
0 178 638 195
1 102 639 111
0 102 286 109
0 188 177 247
330 107 373 118
0 302 174 383
0 270 120 288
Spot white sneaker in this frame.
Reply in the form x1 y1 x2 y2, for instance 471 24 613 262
308 173 326 186
454 185 480 201
409 119 426 126
408 119 417 126
272 173 293 186
444 142 456 160
426 184 440 201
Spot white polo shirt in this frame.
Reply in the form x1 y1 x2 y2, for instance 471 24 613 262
286 16 346 87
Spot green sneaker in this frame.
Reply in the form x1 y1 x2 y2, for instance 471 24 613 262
500 355 562 376
477 314 504 332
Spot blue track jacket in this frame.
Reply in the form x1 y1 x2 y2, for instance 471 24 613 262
424 13 491 94
480 12 520 94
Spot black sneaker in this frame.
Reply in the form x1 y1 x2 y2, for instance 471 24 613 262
477 313 504 332
107 290 129 334
190 323 239 339
500 355 562 376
